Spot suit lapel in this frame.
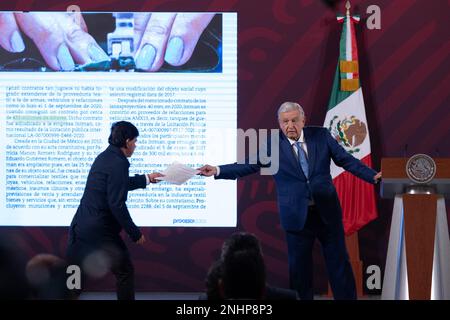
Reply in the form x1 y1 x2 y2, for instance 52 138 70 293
280 132 303 176
303 128 316 178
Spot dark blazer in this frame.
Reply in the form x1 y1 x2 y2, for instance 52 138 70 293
69 145 146 243
217 126 376 231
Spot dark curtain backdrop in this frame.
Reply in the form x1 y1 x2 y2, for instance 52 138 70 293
1 0 449 294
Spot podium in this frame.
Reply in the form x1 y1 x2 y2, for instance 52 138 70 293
380 157 450 300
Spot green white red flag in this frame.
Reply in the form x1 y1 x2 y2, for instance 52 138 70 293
323 3 378 235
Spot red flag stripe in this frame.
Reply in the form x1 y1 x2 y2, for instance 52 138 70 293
333 155 378 235
349 15 359 79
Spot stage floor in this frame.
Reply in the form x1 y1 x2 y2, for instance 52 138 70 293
78 292 381 300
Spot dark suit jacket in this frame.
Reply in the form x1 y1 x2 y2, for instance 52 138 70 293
217 126 376 231
69 145 146 243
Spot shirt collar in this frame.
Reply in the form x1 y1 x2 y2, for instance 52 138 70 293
288 130 305 146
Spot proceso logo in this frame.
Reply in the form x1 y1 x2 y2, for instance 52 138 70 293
173 219 195 224
172 218 207 224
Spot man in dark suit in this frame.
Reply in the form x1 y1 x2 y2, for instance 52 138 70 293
199 102 381 300
66 121 162 300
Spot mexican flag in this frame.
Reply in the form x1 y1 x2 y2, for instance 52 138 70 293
323 5 378 235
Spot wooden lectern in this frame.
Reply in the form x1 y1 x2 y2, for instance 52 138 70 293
380 157 450 300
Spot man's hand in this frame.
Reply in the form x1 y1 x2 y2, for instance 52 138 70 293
136 234 146 245
374 171 382 184
147 172 164 183
197 165 217 177
0 12 108 71
134 13 215 71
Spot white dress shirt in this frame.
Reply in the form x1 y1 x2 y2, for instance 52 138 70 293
288 130 308 158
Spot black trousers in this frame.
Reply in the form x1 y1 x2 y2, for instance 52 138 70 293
66 235 135 300
285 205 356 300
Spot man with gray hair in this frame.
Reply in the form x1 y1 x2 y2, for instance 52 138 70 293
199 102 381 300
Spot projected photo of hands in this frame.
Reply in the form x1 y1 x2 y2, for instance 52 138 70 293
0 12 235 227
0 12 222 72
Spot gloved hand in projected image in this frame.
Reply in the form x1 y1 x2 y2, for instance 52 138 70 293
133 13 215 71
0 12 109 71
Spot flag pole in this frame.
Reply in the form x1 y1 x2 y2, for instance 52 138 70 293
324 0 367 299
346 0 351 15
344 0 365 299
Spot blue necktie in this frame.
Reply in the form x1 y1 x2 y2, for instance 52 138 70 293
295 141 309 178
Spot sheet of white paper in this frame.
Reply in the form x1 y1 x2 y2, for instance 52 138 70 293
155 162 200 185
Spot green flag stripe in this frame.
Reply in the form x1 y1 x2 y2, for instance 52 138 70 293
327 63 352 110
327 15 353 110
339 18 347 64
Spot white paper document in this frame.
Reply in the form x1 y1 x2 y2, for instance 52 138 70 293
155 162 200 185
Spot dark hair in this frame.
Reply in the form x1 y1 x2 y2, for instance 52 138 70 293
222 249 266 299
221 232 262 261
108 121 139 148
26 254 76 300
219 232 266 299
0 240 30 299
205 260 223 300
